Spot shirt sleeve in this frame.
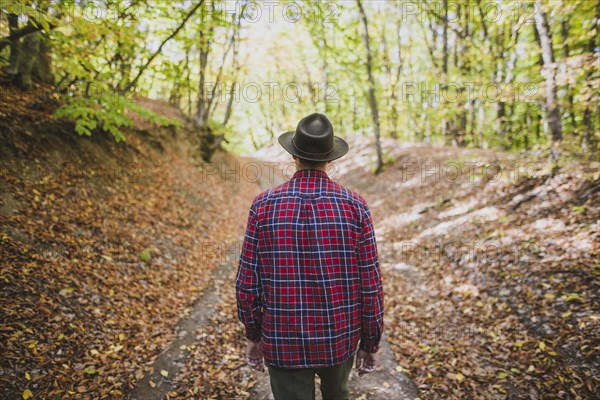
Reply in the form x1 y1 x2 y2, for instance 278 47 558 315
235 203 263 342
357 204 384 353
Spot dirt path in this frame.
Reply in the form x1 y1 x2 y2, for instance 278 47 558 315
126 158 420 399
127 138 597 399
127 257 234 400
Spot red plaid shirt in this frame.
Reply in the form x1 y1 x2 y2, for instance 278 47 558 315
236 168 383 368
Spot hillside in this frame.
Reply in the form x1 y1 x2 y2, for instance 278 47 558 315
0 84 261 398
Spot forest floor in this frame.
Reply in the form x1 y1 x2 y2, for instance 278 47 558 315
1 88 598 399
252 137 599 400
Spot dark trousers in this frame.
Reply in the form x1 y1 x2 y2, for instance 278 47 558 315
267 355 354 400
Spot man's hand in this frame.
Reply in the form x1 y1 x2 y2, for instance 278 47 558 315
245 340 264 372
355 349 378 376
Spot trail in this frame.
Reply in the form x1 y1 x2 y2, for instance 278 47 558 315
249 136 598 398
126 155 421 399
127 257 235 400
3 86 595 399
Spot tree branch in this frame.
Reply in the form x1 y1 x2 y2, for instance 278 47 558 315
0 18 58 52
124 0 205 92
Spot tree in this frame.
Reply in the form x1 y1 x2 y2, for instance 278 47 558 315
534 1 563 153
3 3 58 89
356 0 384 174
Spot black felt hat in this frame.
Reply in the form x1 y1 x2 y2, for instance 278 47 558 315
278 113 349 162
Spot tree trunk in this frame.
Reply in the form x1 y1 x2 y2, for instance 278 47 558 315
389 13 405 140
493 26 507 141
34 35 54 84
442 0 450 144
534 2 563 144
6 13 54 90
560 18 577 134
356 0 384 174
6 13 20 77
222 27 240 127
18 32 42 90
195 26 212 128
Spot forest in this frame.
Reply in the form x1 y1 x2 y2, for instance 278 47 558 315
1 0 597 159
0 1 598 399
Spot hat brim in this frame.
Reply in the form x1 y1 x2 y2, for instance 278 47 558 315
278 131 349 162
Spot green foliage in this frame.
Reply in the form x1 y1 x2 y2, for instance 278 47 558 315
138 249 152 262
54 95 131 142
1 0 597 156
570 205 585 214
83 367 98 376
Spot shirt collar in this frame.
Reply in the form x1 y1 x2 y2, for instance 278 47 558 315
291 168 330 180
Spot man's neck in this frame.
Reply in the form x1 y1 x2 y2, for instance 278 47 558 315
297 167 327 172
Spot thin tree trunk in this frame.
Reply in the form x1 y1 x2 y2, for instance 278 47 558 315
389 16 404 140
561 18 577 133
356 0 384 174
534 2 563 145
222 26 240 127
494 26 507 141
441 0 451 145
185 51 192 117
195 23 213 128
208 24 237 118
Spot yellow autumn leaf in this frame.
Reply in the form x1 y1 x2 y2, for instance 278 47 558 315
538 341 546 351
25 372 31 380
22 389 33 399
160 370 168 378
118 333 125 341
455 372 465 382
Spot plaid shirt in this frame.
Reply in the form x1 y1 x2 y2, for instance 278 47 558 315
235 168 383 368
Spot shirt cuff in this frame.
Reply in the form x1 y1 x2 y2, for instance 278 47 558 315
359 338 380 353
245 327 261 343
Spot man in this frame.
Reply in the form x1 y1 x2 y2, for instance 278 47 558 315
236 113 384 400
